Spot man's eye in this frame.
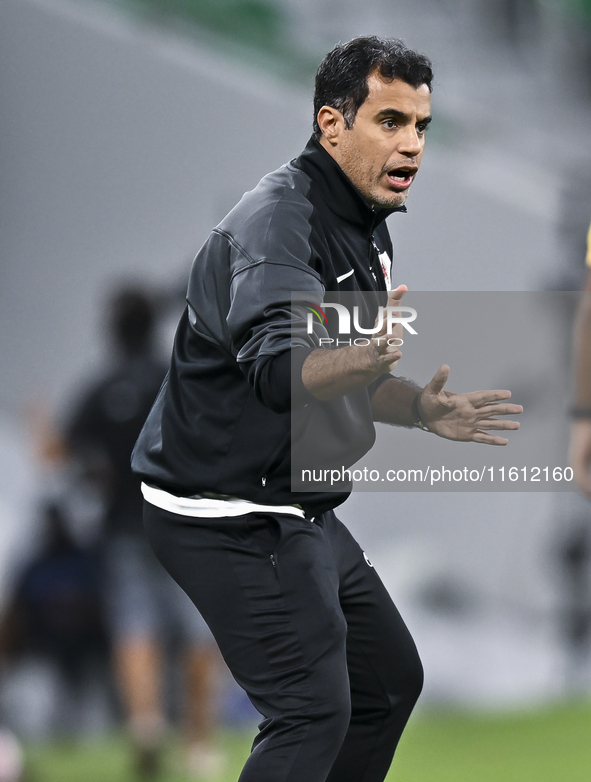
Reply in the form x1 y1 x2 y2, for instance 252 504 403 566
383 119 397 129
417 123 429 134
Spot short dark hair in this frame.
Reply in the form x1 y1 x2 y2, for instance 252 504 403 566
313 36 433 137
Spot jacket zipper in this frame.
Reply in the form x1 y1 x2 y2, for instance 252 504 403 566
368 235 384 291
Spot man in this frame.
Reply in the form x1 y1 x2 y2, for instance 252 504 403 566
132 37 522 782
570 222 591 494
64 288 221 779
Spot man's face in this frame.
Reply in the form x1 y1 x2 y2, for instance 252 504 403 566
320 74 432 209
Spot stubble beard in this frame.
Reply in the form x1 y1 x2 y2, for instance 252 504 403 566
368 188 407 210
339 148 409 210
364 176 409 210
350 159 408 210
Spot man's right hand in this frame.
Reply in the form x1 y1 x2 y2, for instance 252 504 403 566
369 284 407 373
302 284 409 400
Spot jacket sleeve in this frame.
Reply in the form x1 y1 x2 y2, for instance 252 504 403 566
186 187 331 412
227 252 326 412
250 347 315 413
223 189 333 412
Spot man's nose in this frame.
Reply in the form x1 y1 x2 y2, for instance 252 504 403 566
397 125 422 157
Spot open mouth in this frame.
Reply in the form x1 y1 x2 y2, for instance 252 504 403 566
386 167 416 190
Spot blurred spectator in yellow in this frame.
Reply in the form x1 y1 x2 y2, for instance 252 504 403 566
59 287 222 779
569 223 591 495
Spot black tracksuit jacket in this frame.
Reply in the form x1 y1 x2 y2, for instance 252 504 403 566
131 137 404 516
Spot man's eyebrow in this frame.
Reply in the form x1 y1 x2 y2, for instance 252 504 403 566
375 108 433 125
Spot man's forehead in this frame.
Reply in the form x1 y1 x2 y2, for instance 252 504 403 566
363 73 431 116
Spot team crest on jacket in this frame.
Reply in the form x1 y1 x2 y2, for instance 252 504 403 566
379 251 392 290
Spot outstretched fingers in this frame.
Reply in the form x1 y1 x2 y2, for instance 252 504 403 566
473 413 521 444
476 402 523 417
468 389 514 407
472 431 511 446
475 417 521 431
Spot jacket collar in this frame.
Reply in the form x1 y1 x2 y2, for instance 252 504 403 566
294 136 406 232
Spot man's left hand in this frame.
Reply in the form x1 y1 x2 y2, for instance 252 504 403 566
418 365 523 445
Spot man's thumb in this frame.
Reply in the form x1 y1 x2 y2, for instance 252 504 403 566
425 364 450 395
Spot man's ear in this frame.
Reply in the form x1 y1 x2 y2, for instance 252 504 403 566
317 106 345 147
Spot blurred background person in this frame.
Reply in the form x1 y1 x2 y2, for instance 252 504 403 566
0 500 109 739
60 286 223 779
562 222 591 690
555 515 591 691
570 221 591 498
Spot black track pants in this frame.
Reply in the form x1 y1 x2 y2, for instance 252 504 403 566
144 503 423 782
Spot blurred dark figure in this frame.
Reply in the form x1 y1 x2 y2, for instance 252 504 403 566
62 286 222 779
557 520 591 691
65 289 167 536
0 501 108 735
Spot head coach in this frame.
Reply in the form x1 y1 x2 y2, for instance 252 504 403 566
132 36 522 782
